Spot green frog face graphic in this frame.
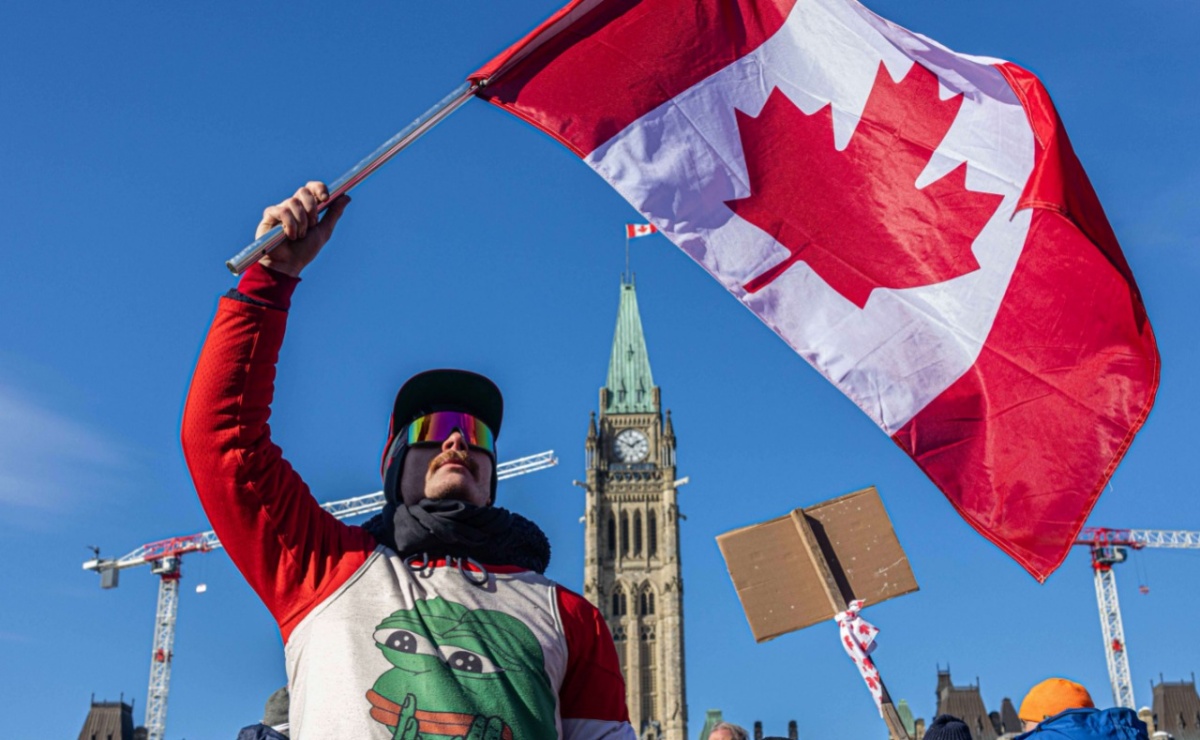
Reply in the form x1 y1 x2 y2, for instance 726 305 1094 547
366 597 556 740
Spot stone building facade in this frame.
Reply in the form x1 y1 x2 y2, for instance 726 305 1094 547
934 667 1001 740
581 277 688 740
77 696 143 740
1150 677 1200 740
903 667 1022 740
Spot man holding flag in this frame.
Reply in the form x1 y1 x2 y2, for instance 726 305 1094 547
202 0 1159 733
185 183 636 739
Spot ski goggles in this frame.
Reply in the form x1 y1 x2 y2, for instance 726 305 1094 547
405 411 495 454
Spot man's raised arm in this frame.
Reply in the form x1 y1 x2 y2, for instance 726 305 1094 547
180 184 370 638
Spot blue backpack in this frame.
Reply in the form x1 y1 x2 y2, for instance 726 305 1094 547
1016 708 1148 739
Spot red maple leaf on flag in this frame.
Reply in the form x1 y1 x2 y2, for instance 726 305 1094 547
727 62 1005 308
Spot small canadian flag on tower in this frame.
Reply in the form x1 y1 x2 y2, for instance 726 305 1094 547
625 223 658 239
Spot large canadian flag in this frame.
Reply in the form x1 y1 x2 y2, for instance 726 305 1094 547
472 0 1160 580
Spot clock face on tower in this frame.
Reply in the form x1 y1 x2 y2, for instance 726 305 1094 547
613 429 649 463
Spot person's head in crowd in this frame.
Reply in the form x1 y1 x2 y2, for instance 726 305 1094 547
262 686 289 735
924 714 972 740
1019 677 1095 731
708 722 750 740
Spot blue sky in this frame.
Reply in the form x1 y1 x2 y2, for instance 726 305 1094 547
2 1 1198 738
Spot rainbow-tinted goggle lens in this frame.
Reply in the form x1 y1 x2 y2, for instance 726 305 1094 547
406 411 495 455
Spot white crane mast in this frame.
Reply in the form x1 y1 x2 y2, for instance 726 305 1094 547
1076 526 1200 710
83 450 556 740
146 559 180 740
1091 557 1133 709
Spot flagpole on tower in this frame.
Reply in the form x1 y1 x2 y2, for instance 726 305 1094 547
624 232 631 284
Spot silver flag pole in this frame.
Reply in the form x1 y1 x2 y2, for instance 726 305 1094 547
225 81 478 275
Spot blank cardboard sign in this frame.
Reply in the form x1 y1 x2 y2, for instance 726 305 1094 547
717 486 918 643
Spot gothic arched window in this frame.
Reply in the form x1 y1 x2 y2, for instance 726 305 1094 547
606 514 616 557
633 511 643 555
639 585 656 616
640 623 657 720
611 586 628 617
648 510 658 557
620 511 630 556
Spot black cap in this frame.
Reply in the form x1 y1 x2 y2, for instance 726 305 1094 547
390 369 503 440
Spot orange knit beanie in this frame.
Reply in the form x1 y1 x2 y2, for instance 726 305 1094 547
1018 678 1095 723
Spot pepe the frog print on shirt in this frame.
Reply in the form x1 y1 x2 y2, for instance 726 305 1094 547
365 597 557 740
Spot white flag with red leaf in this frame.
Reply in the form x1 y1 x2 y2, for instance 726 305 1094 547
473 0 1159 580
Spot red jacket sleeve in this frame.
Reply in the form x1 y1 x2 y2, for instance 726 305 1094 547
556 585 633 734
181 293 375 641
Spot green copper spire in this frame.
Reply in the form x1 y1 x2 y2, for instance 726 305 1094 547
698 710 724 740
605 277 657 414
897 699 916 737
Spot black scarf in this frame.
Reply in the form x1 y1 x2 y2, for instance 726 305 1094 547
363 499 551 574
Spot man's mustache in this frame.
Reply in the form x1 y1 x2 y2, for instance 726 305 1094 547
428 449 480 476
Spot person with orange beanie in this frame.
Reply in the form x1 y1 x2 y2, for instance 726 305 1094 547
1014 678 1148 739
1019 678 1095 731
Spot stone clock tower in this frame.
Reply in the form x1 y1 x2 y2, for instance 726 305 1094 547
581 276 687 740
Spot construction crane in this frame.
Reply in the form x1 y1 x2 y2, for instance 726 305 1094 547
1075 527 1200 710
82 450 557 740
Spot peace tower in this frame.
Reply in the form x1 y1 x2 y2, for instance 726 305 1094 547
581 276 688 740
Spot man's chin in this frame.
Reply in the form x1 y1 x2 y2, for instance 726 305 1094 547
425 488 468 502
423 483 485 506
